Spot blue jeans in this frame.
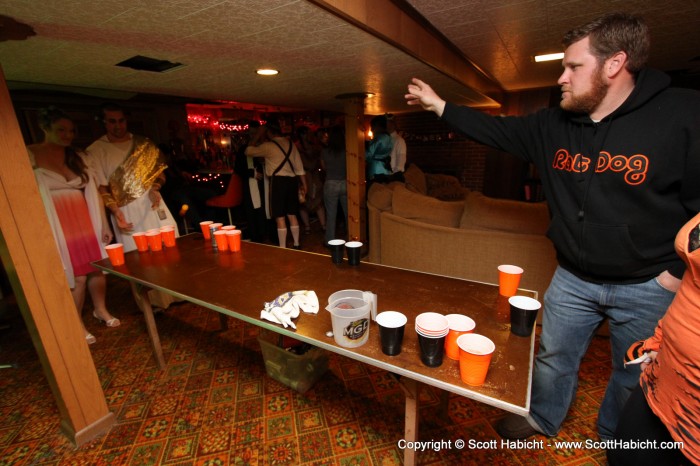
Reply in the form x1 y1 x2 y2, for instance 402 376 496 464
324 180 347 244
530 267 675 439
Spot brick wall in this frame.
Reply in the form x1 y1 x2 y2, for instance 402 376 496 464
394 111 489 192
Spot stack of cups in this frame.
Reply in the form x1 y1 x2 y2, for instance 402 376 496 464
415 312 449 367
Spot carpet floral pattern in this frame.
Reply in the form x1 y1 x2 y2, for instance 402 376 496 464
0 277 610 465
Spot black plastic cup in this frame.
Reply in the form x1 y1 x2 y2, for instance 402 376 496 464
508 296 541 337
328 239 346 264
345 241 362 266
376 311 407 356
416 332 447 367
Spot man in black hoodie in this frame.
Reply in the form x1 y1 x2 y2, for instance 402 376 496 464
406 12 700 441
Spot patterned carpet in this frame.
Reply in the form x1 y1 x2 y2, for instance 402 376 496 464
0 230 612 465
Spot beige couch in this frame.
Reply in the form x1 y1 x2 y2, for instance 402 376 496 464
367 164 557 302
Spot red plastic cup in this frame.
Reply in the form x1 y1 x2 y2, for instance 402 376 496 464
161 228 176 247
498 264 523 297
226 229 242 252
200 221 213 239
105 243 125 266
457 333 495 386
132 232 149 253
146 231 163 252
213 230 229 251
444 314 476 360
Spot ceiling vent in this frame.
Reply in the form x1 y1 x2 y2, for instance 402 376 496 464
115 55 184 73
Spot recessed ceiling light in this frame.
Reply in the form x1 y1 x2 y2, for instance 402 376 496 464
534 53 564 63
256 69 279 76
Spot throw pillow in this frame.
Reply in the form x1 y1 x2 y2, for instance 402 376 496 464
426 173 467 201
403 163 427 195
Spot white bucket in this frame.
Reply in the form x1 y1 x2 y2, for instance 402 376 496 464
326 297 371 348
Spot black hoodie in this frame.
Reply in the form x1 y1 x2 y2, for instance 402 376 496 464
442 69 700 284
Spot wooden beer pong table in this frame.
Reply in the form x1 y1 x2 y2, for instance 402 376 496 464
93 234 536 465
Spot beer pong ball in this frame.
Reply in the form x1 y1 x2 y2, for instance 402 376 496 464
200 221 213 239
213 230 229 251
457 333 496 386
498 264 524 297
105 243 125 266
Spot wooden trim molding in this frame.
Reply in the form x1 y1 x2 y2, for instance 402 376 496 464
0 66 114 446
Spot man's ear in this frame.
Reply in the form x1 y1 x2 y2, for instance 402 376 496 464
605 51 628 77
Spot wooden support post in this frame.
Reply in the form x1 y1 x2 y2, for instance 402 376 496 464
339 94 367 243
398 377 421 466
0 66 114 445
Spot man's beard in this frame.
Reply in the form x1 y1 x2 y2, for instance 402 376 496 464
560 66 609 114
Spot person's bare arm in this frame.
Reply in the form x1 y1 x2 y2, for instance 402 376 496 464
405 78 447 116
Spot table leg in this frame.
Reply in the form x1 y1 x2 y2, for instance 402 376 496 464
398 377 421 466
131 283 167 370
219 313 228 331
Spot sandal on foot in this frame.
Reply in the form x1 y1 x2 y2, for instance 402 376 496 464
85 333 96 345
93 312 121 327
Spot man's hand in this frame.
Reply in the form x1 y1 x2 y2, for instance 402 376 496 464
657 270 681 293
149 189 162 208
114 209 134 232
405 78 447 116
640 351 658 371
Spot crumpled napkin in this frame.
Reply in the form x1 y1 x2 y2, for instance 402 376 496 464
260 290 319 329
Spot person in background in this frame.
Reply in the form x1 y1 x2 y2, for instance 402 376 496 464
365 115 393 184
295 126 326 234
245 120 307 249
88 102 180 311
608 213 700 466
28 106 120 345
386 114 406 182
159 143 216 228
321 125 348 245
233 120 268 243
405 12 700 441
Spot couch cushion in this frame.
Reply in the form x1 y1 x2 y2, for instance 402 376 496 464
426 173 467 201
392 185 464 228
403 163 427 195
368 181 402 212
460 192 549 235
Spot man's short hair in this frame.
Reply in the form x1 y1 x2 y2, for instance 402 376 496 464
562 12 650 74
99 102 126 121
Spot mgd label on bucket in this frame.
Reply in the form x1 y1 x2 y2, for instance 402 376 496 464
344 318 369 340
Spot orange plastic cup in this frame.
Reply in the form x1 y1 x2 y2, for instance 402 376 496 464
200 221 213 239
457 333 495 386
161 228 176 247
146 231 163 252
226 229 242 252
221 225 236 231
213 230 229 251
132 232 149 252
498 264 523 297
444 314 476 360
105 243 125 266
